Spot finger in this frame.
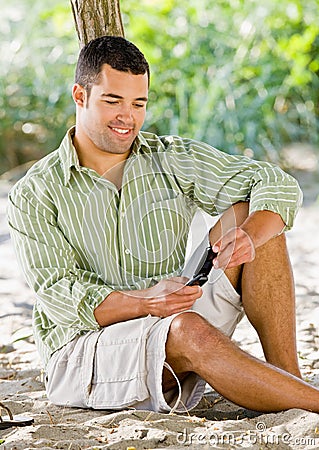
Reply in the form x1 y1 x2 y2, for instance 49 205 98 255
212 228 237 253
165 290 203 307
169 276 189 284
226 250 253 268
213 227 255 268
214 240 239 268
175 285 202 296
240 229 256 260
217 238 255 268
150 279 185 297
226 230 255 264
157 296 199 317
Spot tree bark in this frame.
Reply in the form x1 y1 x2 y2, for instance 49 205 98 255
70 0 124 47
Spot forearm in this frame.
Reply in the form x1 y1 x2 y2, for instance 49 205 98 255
211 206 287 269
94 290 145 327
94 279 202 327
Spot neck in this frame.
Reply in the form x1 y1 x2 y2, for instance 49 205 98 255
72 130 131 177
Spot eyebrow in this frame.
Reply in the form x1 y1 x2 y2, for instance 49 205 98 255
101 93 148 102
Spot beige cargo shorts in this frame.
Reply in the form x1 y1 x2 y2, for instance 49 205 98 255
46 236 244 413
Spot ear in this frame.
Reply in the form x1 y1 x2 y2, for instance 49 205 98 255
72 84 86 107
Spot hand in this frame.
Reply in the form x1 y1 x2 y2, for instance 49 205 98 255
94 277 202 326
212 227 256 269
139 277 202 318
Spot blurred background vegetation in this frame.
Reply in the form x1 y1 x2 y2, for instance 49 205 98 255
1 0 318 176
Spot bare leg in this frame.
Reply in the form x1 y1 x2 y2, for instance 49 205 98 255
241 234 300 376
165 313 318 412
209 202 301 377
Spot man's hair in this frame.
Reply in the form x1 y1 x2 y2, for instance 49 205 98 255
75 35 150 93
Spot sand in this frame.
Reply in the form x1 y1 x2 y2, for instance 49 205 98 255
1 176 319 450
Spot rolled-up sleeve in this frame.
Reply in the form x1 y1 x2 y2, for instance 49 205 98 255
245 162 303 230
161 136 303 231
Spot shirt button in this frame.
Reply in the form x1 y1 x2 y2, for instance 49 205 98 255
125 249 131 255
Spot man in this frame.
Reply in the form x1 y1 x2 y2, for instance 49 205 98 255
8 36 319 413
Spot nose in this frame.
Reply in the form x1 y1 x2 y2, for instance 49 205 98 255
116 104 133 123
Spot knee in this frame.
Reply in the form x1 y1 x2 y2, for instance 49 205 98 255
166 313 231 371
169 311 204 336
169 312 223 347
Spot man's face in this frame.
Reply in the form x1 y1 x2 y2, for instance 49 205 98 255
74 64 148 155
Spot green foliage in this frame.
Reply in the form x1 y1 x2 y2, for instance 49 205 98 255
123 0 319 161
0 0 318 174
0 0 77 172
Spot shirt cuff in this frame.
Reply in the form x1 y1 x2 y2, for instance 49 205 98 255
75 283 114 329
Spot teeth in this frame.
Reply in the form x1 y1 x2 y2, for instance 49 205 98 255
112 127 129 134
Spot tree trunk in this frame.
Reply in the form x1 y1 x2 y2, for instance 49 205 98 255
70 0 124 47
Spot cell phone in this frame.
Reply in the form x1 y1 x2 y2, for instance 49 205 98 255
186 246 218 286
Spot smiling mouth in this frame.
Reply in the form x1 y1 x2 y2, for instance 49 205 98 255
110 127 131 135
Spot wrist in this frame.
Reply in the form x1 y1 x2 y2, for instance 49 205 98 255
240 210 285 249
131 288 149 317
94 289 145 326
239 227 256 260
117 289 146 317
119 288 151 318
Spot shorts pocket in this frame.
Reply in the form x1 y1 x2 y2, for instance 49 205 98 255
46 331 102 408
192 268 244 337
87 316 159 409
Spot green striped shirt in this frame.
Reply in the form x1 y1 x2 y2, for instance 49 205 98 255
7 128 302 366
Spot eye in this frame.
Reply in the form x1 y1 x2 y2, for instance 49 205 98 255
105 100 119 105
133 103 146 108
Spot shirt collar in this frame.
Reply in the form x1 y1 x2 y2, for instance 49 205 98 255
59 128 153 186
131 132 153 155
59 127 81 185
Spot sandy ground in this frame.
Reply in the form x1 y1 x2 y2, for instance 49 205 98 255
1 176 319 450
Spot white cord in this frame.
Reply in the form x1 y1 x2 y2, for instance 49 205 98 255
163 362 182 414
